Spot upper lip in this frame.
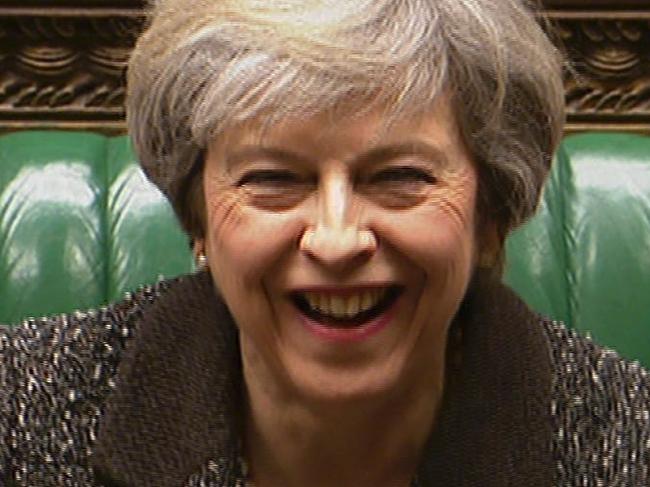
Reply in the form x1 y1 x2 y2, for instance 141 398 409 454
289 284 400 297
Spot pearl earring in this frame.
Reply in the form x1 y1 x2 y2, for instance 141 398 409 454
196 253 208 270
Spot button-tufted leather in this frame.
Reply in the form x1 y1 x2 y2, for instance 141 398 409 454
1 131 648 366
0 131 193 325
505 132 650 366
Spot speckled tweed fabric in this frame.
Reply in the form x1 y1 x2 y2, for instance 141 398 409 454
0 270 649 486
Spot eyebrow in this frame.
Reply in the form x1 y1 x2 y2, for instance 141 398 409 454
225 147 309 170
355 141 450 168
225 140 450 169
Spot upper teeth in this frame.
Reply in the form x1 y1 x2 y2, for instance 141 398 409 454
303 289 387 318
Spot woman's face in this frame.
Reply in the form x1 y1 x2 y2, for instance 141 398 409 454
200 96 481 403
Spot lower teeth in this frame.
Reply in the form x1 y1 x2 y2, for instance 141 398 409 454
305 302 385 326
294 287 400 327
317 314 364 324
315 316 366 327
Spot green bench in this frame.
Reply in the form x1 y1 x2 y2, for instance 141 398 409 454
1 131 649 365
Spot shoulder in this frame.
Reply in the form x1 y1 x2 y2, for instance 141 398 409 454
0 276 183 478
1 278 174 380
542 319 650 485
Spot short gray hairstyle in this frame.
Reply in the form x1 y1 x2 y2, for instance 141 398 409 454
128 0 564 243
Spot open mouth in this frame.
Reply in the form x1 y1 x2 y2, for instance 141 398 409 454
291 286 403 328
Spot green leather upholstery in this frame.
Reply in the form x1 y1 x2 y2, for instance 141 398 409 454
504 133 650 366
1 131 649 366
0 132 193 324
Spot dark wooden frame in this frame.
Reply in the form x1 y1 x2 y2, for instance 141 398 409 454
1 0 649 133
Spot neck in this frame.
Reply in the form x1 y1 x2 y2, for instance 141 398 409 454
243 371 441 487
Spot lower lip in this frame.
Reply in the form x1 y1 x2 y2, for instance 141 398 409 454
298 298 399 343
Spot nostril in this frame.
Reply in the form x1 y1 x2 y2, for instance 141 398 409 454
357 229 378 253
298 227 316 253
299 226 377 266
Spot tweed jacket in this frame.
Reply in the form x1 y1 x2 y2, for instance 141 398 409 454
0 270 649 486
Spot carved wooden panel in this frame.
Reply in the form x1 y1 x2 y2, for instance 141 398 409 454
1 1 650 133
0 5 142 131
546 8 650 132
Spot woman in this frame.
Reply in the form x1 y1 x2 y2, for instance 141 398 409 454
1 0 649 485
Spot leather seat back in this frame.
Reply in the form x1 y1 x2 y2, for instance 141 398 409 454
0 131 192 324
505 132 650 365
1 131 649 365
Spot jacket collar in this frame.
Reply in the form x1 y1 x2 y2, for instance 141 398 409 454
91 271 243 486
92 270 554 486
415 271 554 486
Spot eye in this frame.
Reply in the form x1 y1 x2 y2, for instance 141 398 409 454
360 164 436 209
235 168 313 211
236 169 303 186
368 166 436 184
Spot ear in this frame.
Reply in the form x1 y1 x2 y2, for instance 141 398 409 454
192 238 209 270
193 238 206 259
477 221 503 269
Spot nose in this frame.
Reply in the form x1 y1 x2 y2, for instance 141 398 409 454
299 226 377 270
298 165 377 270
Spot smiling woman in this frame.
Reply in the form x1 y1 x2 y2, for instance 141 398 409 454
200 101 479 413
1 0 650 486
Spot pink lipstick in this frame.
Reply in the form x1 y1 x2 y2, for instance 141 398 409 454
292 286 402 342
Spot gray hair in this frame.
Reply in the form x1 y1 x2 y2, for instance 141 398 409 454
127 0 565 243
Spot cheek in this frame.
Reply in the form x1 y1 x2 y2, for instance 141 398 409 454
203 187 302 286
431 189 477 270
377 173 479 278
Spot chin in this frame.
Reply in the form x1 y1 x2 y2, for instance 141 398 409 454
279 347 419 406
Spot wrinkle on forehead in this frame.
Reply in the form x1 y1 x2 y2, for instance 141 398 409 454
207 94 462 160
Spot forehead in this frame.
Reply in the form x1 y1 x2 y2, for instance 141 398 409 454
208 94 467 161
